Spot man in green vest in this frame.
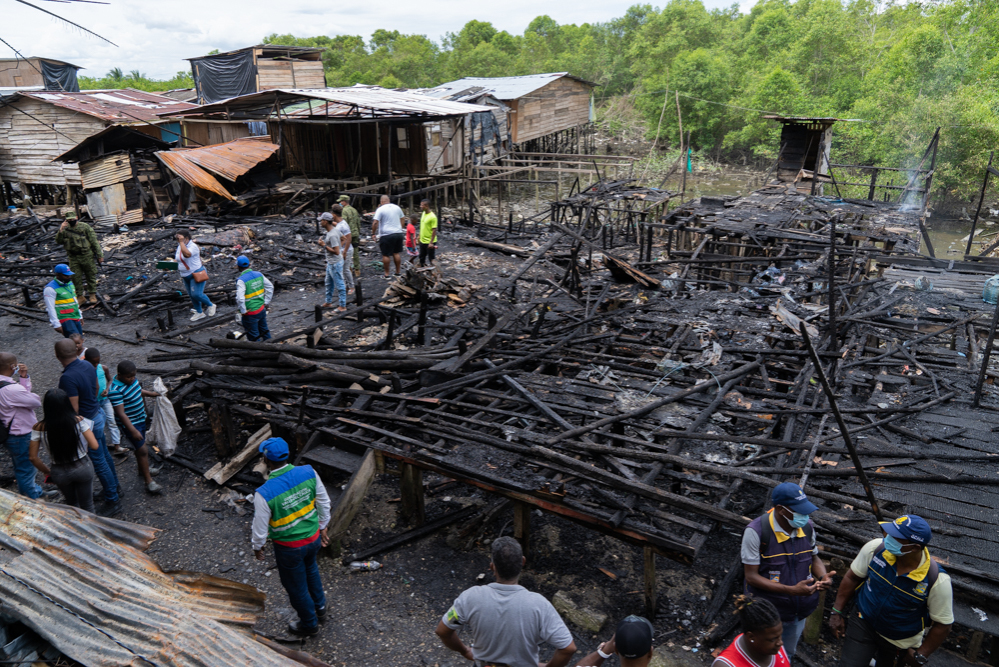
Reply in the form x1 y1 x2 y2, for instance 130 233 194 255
43 264 83 337
234 255 274 341
338 194 362 276
54 211 103 304
252 437 331 637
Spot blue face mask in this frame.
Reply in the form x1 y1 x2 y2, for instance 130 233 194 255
788 512 810 529
883 534 909 556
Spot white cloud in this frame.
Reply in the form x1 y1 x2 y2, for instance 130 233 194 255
2 0 754 80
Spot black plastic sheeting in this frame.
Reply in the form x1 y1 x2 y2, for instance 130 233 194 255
469 111 507 164
191 50 257 104
40 60 79 92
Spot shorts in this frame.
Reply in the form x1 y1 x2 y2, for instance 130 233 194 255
122 422 147 451
379 233 404 257
61 319 84 337
405 245 419 257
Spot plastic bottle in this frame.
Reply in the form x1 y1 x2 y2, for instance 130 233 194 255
349 560 382 572
984 275 999 304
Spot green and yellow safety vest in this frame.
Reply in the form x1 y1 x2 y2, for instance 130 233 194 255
257 464 320 546
47 279 81 322
238 269 267 315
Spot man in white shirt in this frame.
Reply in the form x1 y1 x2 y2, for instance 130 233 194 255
372 194 405 278
331 205 354 294
318 213 347 311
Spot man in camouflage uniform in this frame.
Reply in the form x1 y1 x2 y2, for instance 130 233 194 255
55 211 103 304
338 194 362 276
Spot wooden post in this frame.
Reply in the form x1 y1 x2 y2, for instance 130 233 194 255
643 546 657 618
326 449 377 556
399 463 425 525
513 502 531 560
967 631 984 663
803 589 826 645
208 402 234 458
867 168 879 201
966 151 994 257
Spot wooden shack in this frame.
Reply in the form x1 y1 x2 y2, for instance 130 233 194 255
428 73 595 152
763 116 836 187
0 57 80 94
420 89 509 173
0 90 196 205
187 45 326 104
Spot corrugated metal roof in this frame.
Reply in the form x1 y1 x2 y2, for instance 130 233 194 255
156 151 236 200
172 136 280 181
165 86 493 122
424 73 596 101
0 489 323 667
18 89 197 123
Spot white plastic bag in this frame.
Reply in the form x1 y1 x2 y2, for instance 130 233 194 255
145 377 181 457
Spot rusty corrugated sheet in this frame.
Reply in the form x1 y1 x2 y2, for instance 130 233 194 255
173 137 279 181
20 89 197 123
155 150 235 200
0 490 321 667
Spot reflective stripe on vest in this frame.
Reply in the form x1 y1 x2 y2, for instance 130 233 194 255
238 270 267 315
257 464 319 546
48 279 81 322
744 509 819 622
855 544 941 640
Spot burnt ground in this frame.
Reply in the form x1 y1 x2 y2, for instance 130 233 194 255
0 213 985 667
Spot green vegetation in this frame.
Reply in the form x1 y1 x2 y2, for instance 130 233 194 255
81 0 999 201
79 69 193 92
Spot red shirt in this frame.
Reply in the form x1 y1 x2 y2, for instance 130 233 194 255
405 222 417 248
714 634 790 667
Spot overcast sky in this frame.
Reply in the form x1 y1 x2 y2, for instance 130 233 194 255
4 0 746 81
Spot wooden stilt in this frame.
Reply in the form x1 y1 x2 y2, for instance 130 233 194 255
400 463 425 525
514 502 531 560
644 546 657 618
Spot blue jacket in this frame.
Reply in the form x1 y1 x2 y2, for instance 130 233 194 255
856 543 942 640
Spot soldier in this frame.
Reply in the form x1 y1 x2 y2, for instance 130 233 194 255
338 194 362 277
55 211 103 304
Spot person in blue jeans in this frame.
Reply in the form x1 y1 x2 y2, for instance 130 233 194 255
235 255 274 341
318 213 347 312
55 339 120 516
175 231 216 321
252 438 331 636
108 360 162 495
0 353 54 500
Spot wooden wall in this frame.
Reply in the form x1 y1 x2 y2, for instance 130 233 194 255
256 59 326 90
510 77 591 144
180 121 251 147
273 122 428 178
0 60 45 88
0 97 104 186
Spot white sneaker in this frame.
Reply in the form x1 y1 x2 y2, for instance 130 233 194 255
207 304 217 317
190 308 197 315
190 312 206 321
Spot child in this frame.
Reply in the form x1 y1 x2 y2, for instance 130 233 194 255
83 348 122 455
108 360 163 495
404 217 419 263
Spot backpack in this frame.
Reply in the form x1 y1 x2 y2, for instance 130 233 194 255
62 225 92 254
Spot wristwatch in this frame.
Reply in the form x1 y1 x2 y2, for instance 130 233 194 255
912 652 929 666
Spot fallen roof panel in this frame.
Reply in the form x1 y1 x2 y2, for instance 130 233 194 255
173 136 280 181
156 150 236 200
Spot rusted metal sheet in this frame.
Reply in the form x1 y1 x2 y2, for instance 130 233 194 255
0 490 321 667
173 137 279 181
155 150 235 200
20 89 197 123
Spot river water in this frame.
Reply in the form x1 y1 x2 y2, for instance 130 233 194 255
675 168 993 259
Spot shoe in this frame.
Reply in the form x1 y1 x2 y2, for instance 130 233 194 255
148 465 162 477
146 481 162 495
316 605 327 621
190 308 198 315
97 500 123 517
207 304 217 317
336 307 347 312
87 294 98 305
39 489 59 500
288 620 318 637
190 312 206 322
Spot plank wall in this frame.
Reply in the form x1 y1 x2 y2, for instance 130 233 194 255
180 121 251 147
510 77 590 144
256 59 326 90
0 97 102 186
0 60 45 88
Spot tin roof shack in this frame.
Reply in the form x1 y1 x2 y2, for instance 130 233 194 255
166 87 493 194
0 89 196 206
0 57 80 95
54 126 175 226
187 45 327 104
420 87 509 173
429 73 595 153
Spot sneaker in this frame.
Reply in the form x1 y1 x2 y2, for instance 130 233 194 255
287 620 318 637
207 304 217 317
190 308 198 315
39 489 59 500
146 481 162 495
190 312 206 322
148 465 162 477
316 605 327 621
97 500 123 517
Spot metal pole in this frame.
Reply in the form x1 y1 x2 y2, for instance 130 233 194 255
799 321 883 520
973 302 999 407
966 151 994 257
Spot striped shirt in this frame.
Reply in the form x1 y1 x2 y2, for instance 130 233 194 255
108 377 146 428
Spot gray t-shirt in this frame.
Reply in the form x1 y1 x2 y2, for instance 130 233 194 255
322 228 343 264
373 203 404 237
442 583 573 667
741 517 818 566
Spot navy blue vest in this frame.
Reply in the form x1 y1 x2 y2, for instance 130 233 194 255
744 511 820 622
855 543 941 640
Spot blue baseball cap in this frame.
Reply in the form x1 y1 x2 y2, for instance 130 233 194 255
237 255 250 268
881 515 932 545
54 263 74 276
259 437 289 462
771 482 818 514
